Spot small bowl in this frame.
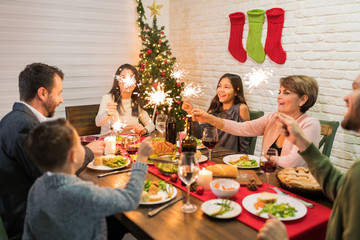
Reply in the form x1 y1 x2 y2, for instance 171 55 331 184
80 136 100 145
152 155 179 176
210 179 240 198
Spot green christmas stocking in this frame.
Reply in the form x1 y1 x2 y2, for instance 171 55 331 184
246 9 266 63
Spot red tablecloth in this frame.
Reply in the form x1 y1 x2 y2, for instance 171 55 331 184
148 162 331 240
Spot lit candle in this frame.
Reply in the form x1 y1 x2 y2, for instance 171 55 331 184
104 136 116 155
197 168 213 190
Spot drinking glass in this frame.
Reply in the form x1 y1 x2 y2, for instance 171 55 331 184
155 113 167 137
124 134 140 159
178 151 199 213
260 148 278 192
202 126 219 162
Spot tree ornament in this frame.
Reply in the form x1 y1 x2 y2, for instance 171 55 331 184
176 100 181 105
158 40 162 44
164 60 167 64
146 49 152 55
139 53 143 58
246 9 266 63
161 72 165 76
142 36 145 40
161 32 164 35
147 0 163 17
152 82 158 88
176 82 181 87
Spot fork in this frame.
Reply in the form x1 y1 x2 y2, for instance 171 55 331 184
269 187 314 208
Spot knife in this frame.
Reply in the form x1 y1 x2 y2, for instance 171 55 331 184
148 196 185 217
97 169 131 178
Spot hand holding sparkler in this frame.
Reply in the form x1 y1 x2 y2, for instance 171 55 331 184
193 109 224 129
132 124 146 136
105 103 117 117
181 100 193 115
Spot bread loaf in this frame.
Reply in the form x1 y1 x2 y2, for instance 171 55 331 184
257 192 277 203
205 164 237 178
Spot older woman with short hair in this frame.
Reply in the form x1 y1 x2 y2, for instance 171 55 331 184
193 75 321 168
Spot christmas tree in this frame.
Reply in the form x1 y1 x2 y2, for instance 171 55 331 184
136 0 186 131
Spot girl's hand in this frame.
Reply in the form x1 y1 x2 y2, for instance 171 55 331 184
132 124 146 135
182 100 193 114
192 109 211 123
106 103 117 116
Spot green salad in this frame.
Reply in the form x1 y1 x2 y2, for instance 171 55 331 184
143 180 167 192
258 203 297 218
237 159 258 167
103 156 128 168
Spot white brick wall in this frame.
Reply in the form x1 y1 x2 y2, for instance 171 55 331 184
169 0 360 173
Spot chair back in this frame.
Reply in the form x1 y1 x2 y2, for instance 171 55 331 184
319 120 339 157
0 216 8 240
65 104 101 136
248 110 265 155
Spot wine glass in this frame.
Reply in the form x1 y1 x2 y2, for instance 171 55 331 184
178 151 199 213
260 148 278 192
124 134 140 160
155 113 167 138
202 126 219 162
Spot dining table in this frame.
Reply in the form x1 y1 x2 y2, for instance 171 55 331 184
79 145 333 240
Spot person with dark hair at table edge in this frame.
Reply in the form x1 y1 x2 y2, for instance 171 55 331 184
95 63 155 135
22 119 153 240
182 73 251 153
193 75 321 168
257 75 360 240
0 63 104 240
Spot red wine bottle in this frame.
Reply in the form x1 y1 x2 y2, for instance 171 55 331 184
166 105 177 144
181 115 197 153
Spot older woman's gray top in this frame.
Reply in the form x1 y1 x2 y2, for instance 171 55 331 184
22 162 148 240
192 103 250 154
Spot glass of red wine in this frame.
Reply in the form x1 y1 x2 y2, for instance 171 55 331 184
260 148 278 192
124 134 140 160
202 126 219 162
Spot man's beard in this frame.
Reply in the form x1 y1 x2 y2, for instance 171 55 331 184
44 98 57 118
341 104 360 132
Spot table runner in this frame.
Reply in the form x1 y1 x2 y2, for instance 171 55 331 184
147 162 331 240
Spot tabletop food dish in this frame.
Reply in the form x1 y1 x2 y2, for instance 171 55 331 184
210 179 240 198
140 180 177 205
201 199 242 219
87 155 131 171
242 193 307 221
276 167 323 197
80 135 100 145
223 154 260 169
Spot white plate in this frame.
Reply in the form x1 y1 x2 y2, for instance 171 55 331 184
197 155 208 163
242 193 307 221
87 157 131 171
223 154 260 169
140 184 178 205
201 199 242 219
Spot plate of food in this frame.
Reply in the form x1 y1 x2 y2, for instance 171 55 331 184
140 180 177 205
87 155 131 171
196 138 206 149
197 155 208 163
201 199 242 219
242 192 307 221
223 154 259 169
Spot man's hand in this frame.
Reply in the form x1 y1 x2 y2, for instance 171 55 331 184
86 140 105 157
257 214 289 240
136 137 154 163
276 113 312 152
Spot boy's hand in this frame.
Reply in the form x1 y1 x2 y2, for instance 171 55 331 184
136 137 154 163
257 214 289 240
86 140 105 157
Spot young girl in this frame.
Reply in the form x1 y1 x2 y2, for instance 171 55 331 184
182 73 250 153
96 64 155 135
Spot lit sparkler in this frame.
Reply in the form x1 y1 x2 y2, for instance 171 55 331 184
182 82 203 99
112 120 127 133
115 74 137 89
171 63 187 80
244 68 274 93
145 82 171 121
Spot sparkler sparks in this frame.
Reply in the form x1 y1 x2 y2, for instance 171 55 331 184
145 83 171 107
182 82 203 99
244 68 274 93
115 74 136 89
112 120 127 133
171 63 187 80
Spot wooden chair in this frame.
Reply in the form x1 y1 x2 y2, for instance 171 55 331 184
65 104 101 136
248 110 265 155
0 216 8 240
319 120 339 157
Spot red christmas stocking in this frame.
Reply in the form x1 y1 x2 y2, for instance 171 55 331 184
265 8 286 64
228 12 247 63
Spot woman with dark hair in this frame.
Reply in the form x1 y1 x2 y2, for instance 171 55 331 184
182 73 250 153
193 75 321 168
95 64 155 135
